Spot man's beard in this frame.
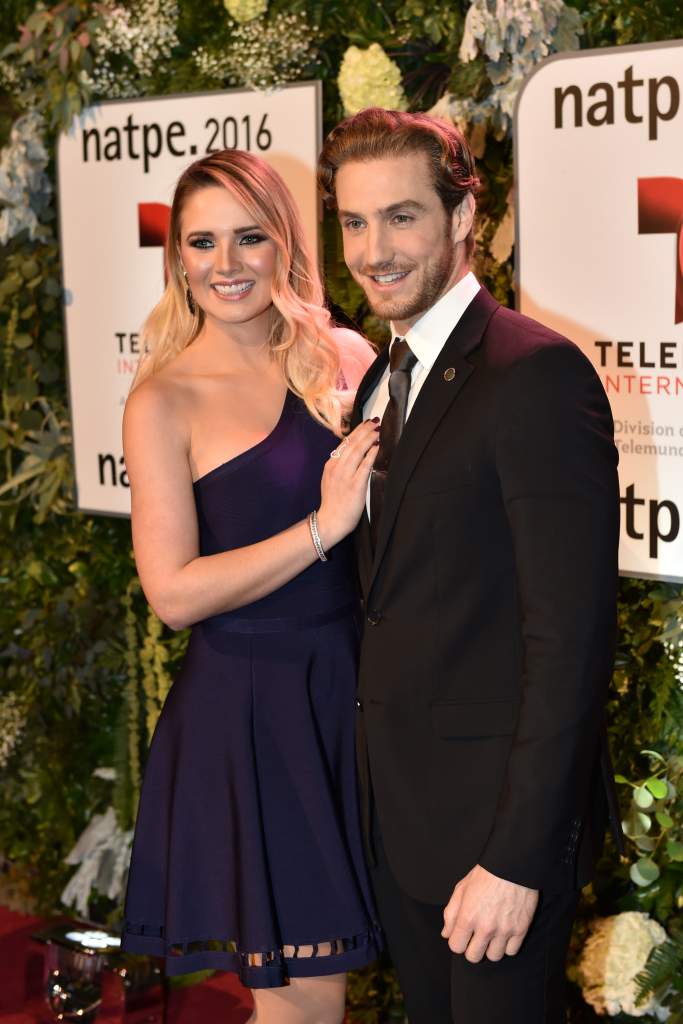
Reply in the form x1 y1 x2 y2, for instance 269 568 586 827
363 239 457 324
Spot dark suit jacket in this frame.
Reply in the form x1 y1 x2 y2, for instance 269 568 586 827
351 286 622 905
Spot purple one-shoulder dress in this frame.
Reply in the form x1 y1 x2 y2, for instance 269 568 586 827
121 390 381 987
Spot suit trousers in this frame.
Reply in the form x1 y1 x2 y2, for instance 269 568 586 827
370 825 580 1024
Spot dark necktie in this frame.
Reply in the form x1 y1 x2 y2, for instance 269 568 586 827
370 338 418 548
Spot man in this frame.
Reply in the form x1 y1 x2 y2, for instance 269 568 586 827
317 108 622 1023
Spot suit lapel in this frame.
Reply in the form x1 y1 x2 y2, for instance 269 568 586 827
350 346 389 591
367 287 499 595
350 345 389 429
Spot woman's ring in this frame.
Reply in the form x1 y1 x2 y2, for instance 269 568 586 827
330 439 349 459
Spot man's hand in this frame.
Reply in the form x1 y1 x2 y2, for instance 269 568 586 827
441 864 539 963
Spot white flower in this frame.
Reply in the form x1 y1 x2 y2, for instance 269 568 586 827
577 912 670 1019
88 0 179 100
453 0 582 135
223 0 268 23
0 112 52 246
338 43 407 117
0 693 26 769
192 12 316 92
61 806 133 917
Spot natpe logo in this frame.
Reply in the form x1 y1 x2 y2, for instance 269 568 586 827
638 177 683 324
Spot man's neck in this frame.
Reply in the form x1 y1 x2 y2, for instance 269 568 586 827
392 262 471 337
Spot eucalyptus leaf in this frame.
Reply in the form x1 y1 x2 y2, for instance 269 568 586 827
655 811 674 829
666 840 683 862
622 811 652 837
25 12 43 32
630 857 660 887
21 259 40 280
19 410 43 431
645 777 668 799
2 271 23 295
640 750 666 763
636 812 652 834
15 379 39 401
634 785 654 809
44 278 62 298
14 334 34 350
44 328 62 348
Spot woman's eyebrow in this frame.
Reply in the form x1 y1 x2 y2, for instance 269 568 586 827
185 226 263 239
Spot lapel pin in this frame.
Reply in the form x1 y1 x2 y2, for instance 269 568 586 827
443 367 456 382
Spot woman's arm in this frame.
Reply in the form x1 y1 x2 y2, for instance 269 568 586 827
123 378 378 630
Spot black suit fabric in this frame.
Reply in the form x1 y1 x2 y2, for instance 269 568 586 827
371 825 579 1024
352 287 621 908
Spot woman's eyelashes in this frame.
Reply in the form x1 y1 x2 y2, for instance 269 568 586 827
238 233 267 246
189 236 214 250
186 233 268 249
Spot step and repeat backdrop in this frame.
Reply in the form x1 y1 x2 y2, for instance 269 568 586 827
516 40 683 582
57 82 321 516
58 49 683 582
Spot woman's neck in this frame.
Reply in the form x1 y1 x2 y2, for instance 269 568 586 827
190 310 277 375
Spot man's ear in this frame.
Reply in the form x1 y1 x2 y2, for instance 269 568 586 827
450 192 476 245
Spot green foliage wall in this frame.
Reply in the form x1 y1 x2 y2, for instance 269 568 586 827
0 2 682 1021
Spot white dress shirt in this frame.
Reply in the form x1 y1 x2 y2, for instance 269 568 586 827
364 271 481 516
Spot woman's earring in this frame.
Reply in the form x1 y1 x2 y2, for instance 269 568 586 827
183 270 196 316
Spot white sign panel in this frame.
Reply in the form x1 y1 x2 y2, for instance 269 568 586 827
516 41 683 582
58 83 322 515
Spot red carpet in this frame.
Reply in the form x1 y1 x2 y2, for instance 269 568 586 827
0 906 253 1023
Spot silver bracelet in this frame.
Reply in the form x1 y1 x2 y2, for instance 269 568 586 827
308 509 328 562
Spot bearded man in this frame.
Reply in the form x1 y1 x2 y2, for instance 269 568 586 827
317 108 622 1023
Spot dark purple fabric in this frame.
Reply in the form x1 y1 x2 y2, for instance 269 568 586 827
121 390 381 985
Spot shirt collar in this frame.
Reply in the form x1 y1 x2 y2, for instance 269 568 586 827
390 271 480 371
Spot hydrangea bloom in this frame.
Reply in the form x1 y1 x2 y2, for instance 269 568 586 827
223 0 268 23
451 0 582 135
0 112 52 246
577 912 670 1019
338 43 407 117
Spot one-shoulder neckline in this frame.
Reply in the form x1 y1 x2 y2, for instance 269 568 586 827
192 388 296 489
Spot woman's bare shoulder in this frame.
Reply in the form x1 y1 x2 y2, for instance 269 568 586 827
330 326 377 390
123 371 193 464
125 371 180 423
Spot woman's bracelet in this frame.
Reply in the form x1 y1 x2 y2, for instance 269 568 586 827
308 509 328 562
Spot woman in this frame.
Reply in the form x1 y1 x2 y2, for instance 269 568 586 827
120 149 381 1023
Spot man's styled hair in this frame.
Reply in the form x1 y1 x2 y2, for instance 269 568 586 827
317 107 480 256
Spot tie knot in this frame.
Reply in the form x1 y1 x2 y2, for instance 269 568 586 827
390 338 417 375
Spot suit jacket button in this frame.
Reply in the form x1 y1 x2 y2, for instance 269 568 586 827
367 610 382 625
356 698 363 710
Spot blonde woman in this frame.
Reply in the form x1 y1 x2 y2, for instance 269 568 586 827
120 150 381 1024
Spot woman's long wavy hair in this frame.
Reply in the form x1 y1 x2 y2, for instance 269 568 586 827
132 150 347 434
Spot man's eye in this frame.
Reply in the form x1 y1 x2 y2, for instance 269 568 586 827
344 219 363 231
392 214 413 225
